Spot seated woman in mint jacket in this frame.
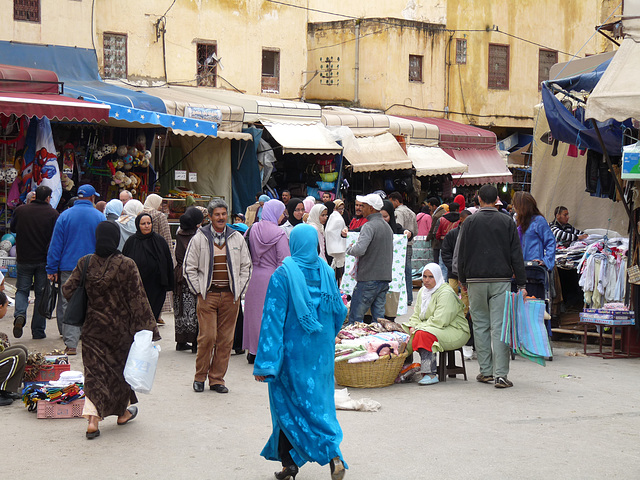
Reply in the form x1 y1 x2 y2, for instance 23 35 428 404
403 263 470 386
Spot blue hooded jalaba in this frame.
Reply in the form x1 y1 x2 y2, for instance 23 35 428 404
254 223 348 468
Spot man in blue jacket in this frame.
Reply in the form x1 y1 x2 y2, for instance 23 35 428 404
47 184 105 355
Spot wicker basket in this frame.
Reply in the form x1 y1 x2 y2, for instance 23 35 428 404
334 352 408 388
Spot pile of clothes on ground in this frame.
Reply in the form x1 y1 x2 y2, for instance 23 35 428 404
23 370 84 412
335 320 409 364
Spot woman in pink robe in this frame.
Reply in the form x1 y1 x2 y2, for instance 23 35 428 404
243 200 290 363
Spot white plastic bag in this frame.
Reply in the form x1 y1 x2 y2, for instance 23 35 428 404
334 388 381 412
124 330 160 394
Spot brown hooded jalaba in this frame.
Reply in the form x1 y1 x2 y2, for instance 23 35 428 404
63 254 160 418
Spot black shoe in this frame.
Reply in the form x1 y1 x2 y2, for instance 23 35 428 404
86 429 100 439
191 342 198 354
193 381 205 392
233 349 246 355
247 353 256 364
210 384 228 394
330 457 345 480
12 316 25 339
0 391 21 400
0 397 14 406
275 465 298 480
176 343 192 351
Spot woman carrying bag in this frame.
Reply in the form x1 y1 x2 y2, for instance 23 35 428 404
62 221 160 439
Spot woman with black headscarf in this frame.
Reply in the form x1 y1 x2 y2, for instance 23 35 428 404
173 207 204 353
123 213 174 323
280 198 305 239
63 221 160 439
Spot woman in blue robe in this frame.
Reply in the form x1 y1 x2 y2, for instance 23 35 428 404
254 223 348 480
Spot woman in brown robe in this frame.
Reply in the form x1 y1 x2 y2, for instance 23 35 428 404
62 221 160 439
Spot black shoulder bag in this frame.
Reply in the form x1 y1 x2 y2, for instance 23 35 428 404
62 254 92 327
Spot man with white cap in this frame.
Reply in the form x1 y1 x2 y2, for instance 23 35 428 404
47 184 105 355
343 193 394 324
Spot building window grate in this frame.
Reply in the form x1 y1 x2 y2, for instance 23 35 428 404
409 54 423 83
14 0 40 22
538 49 558 90
262 49 280 93
488 44 509 90
456 39 467 64
103 33 127 80
197 43 217 87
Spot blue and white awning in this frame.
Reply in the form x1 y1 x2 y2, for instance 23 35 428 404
91 100 218 137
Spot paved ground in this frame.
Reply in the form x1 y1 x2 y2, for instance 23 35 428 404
2 288 640 479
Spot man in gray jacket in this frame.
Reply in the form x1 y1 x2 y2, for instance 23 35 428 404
344 194 393 324
184 199 251 394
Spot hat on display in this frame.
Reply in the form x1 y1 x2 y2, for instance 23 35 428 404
77 184 100 198
356 193 383 211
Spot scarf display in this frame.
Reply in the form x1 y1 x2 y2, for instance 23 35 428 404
417 263 445 320
281 224 344 333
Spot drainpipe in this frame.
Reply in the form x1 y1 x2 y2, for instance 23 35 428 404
354 19 361 106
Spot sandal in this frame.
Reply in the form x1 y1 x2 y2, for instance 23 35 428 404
86 429 100 439
117 405 138 426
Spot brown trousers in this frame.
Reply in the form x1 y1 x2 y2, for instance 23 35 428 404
194 290 240 385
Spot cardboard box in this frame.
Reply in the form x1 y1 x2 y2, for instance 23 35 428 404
37 399 85 419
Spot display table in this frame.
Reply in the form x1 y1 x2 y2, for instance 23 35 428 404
580 310 640 358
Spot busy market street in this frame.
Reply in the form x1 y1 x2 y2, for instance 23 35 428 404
2 1 640 479
2 298 640 480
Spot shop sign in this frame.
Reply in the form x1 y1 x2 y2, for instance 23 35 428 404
189 172 198 182
175 170 187 181
622 143 640 180
185 107 222 123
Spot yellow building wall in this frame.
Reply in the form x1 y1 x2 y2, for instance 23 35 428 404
445 0 622 129
94 0 309 99
0 0 93 47
306 19 447 114
306 0 447 24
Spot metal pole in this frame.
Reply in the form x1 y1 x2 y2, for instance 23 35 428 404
354 19 360 106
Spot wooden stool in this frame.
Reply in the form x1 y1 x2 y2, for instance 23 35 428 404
437 348 467 382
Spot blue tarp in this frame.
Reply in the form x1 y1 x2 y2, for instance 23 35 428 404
546 59 611 93
541 58 631 155
90 100 217 137
0 41 166 112
231 127 262 214
541 84 629 154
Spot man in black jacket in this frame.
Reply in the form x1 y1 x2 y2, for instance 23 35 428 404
457 185 526 389
10 186 59 339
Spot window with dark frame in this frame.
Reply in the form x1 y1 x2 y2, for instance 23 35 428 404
103 33 127 79
262 49 280 93
456 39 467 64
14 0 40 22
197 43 218 87
488 44 509 90
538 49 558 90
409 54 423 82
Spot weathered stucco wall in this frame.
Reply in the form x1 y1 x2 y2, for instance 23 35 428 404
306 0 447 24
306 18 447 114
93 0 309 98
445 0 622 129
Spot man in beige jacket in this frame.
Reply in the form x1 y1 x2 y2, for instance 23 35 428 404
184 199 252 394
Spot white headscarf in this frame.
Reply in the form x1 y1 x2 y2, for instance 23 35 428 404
418 262 445 320
307 204 327 231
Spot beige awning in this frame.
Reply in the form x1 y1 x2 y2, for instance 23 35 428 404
344 132 413 172
585 36 640 122
186 88 323 123
407 145 468 176
322 107 439 146
262 122 342 155
112 83 250 136
387 116 439 147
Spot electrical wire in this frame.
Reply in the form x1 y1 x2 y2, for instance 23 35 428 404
383 103 533 121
